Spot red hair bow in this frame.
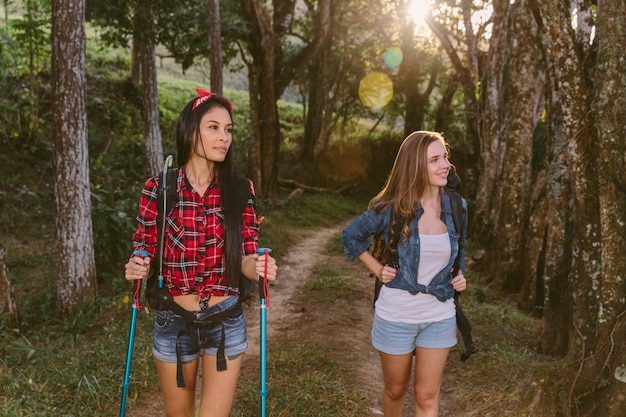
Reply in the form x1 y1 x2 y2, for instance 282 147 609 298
192 88 233 112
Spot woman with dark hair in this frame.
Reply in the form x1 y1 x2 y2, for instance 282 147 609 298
343 131 467 417
125 88 277 417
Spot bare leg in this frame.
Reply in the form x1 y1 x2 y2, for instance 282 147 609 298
155 358 199 417
413 347 450 417
379 351 414 417
197 354 244 417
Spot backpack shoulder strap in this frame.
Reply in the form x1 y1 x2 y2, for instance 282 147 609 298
447 189 464 240
234 172 254 213
371 207 403 306
445 166 464 238
156 167 179 222
147 167 179 295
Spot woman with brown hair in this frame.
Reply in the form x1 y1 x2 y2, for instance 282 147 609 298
343 131 467 417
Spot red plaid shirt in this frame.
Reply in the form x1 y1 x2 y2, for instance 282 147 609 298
132 166 259 298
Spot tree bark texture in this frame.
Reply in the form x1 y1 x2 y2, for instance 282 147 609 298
578 1 626 414
208 0 223 95
137 1 164 176
476 0 626 414
301 0 332 160
240 0 283 198
479 2 546 294
51 0 97 314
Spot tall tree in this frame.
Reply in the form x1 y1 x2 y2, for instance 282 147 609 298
238 0 331 198
425 0 484 198
591 2 626 413
51 0 96 313
136 0 163 176
393 1 440 137
207 0 223 94
300 0 332 160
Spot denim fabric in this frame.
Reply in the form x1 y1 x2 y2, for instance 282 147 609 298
342 191 467 301
152 295 248 363
372 314 457 353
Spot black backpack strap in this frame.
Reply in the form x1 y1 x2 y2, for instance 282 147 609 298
372 208 403 306
146 167 179 308
234 172 254 212
445 187 478 361
446 189 464 276
173 299 243 387
371 234 386 307
233 173 256 300
156 167 180 223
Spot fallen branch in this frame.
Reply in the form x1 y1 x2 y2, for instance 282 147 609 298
278 177 360 194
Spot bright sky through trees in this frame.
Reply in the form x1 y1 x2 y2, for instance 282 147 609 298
407 0 432 27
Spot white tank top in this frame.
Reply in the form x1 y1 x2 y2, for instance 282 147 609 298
375 233 456 323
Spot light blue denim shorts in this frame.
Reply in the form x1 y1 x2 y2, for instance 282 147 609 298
153 295 248 363
372 314 457 355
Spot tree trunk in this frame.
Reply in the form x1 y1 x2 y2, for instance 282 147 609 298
0 245 18 327
480 2 546 295
301 48 328 160
240 0 285 198
512 1 626 415
396 21 438 137
130 37 140 88
51 0 97 314
137 1 163 176
575 1 626 414
301 0 332 160
425 0 481 199
239 0 330 198
207 0 223 95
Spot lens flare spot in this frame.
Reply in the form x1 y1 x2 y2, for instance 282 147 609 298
359 72 393 109
384 47 403 69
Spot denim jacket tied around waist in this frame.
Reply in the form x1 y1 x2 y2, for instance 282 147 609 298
342 191 467 302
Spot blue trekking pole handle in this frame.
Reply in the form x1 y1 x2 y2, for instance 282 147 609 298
120 249 148 417
256 248 271 417
158 155 173 289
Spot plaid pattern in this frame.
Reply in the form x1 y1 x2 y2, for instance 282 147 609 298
132 166 258 298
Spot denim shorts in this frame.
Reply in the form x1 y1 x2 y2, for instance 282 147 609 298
371 314 457 355
153 296 248 363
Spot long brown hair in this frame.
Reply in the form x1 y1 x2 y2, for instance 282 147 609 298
369 131 449 238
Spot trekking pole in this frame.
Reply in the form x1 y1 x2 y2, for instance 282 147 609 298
158 154 173 289
257 247 272 417
119 249 148 417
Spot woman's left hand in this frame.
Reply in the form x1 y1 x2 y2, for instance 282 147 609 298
451 271 466 292
255 254 278 282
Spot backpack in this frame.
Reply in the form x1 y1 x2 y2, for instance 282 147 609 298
144 167 256 310
371 166 477 361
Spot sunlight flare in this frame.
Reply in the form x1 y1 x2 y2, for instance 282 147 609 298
407 0 432 26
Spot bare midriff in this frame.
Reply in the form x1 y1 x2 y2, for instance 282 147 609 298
173 293 232 311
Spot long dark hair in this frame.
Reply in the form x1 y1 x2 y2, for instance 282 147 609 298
176 94 244 290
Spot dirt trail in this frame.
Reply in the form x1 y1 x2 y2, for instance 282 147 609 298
245 224 349 356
